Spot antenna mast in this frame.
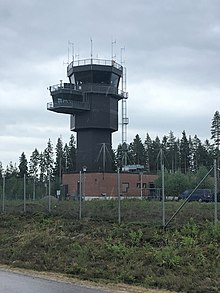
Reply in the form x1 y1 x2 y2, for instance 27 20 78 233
111 40 116 61
120 47 129 167
90 38 93 61
68 41 74 63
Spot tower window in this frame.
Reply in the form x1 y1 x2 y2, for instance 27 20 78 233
111 73 120 87
93 71 111 84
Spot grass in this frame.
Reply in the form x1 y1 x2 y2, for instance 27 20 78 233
0 199 220 292
0 198 218 225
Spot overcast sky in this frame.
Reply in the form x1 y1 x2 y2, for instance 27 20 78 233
1 0 220 169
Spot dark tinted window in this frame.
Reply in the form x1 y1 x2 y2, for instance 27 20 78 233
93 71 111 84
111 73 120 87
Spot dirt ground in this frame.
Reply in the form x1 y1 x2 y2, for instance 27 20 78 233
0 264 179 293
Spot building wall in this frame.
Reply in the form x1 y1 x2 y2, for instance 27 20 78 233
63 172 158 198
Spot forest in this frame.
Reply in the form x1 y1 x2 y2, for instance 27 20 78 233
0 110 220 198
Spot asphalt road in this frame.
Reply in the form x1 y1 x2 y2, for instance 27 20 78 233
0 270 112 293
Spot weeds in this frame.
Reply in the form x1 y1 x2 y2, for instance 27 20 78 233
0 207 219 292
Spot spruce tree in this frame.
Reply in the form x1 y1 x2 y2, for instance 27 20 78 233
44 139 54 177
144 133 152 173
211 110 220 169
204 139 214 169
68 134 76 172
180 130 190 173
152 136 161 172
130 134 145 166
0 161 3 179
18 152 28 177
29 148 40 200
5 161 18 178
54 137 64 180
29 148 40 179
116 143 123 168
167 131 176 173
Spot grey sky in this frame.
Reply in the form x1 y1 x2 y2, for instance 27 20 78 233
1 0 220 168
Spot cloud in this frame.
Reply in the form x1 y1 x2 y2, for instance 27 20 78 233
1 0 220 168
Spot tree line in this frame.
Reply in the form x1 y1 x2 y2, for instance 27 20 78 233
117 110 220 173
0 111 219 198
0 135 76 199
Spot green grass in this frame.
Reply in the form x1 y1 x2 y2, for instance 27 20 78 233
0 200 220 292
0 198 218 226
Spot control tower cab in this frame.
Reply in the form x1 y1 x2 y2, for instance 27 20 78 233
47 58 127 172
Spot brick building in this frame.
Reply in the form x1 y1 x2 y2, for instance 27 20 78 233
63 172 158 199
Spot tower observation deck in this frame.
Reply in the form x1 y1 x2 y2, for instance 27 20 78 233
47 58 128 172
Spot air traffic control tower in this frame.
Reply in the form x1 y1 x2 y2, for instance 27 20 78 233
47 58 127 172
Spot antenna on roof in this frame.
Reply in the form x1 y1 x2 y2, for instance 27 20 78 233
120 47 125 68
90 38 93 61
111 39 116 61
75 47 80 61
67 41 74 63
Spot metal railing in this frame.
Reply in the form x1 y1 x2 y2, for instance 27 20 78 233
67 58 123 72
49 83 78 93
49 82 128 98
47 100 90 111
81 84 128 98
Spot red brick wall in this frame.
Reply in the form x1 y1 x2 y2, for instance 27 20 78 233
63 172 158 198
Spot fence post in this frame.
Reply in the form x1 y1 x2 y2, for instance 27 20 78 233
214 159 218 224
2 175 5 212
161 149 165 228
23 174 26 213
79 171 82 220
118 167 121 224
48 174 51 213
